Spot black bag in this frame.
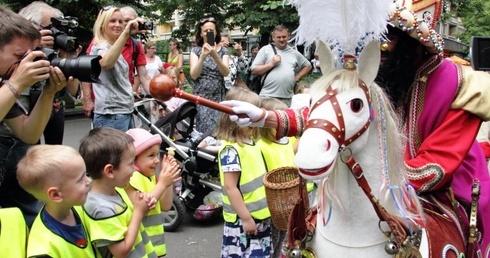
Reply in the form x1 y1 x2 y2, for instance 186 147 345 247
247 75 265 94
246 44 278 94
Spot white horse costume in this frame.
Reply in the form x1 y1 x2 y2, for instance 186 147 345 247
291 40 430 258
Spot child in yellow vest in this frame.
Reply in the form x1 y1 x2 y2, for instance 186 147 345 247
125 128 181 257
258 98 317 258
257 98 295 258
17 145 96 257
215 87 272 257
79 127 157 258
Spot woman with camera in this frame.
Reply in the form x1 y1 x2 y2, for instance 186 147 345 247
89 6 144 131
189 17 229 133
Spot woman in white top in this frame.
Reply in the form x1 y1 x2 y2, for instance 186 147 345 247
144 41 163 79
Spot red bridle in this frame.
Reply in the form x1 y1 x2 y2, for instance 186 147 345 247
305 79 371 149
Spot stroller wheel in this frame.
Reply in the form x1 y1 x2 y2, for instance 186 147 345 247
163 196 185 232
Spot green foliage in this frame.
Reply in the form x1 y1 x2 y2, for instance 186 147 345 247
450 0 490 45
155 40 169 61
181 65 194 92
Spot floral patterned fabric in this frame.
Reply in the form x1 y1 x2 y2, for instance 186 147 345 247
221 218 272 258
191 46 228 133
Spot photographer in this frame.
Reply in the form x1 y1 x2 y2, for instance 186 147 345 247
18 1 82 145
88 6 146 131
0 5 70 226
82 6 151 119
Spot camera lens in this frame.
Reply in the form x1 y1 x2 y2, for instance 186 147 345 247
138 21 153 31
53 34 79 53
50 55 102 83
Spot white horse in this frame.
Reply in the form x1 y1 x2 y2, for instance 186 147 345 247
291 41 466 258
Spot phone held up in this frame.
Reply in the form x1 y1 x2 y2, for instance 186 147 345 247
206 31 215 46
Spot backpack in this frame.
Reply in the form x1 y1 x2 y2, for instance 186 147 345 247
246 44 277 94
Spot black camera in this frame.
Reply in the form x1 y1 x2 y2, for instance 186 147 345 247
138 21 153 31
470 36 490 71
43 16 80 53
34 47 102 83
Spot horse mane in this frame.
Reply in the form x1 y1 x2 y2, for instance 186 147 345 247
310 69 425 226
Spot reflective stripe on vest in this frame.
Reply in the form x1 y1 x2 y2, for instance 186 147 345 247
219 141 271 223
130 172 166 256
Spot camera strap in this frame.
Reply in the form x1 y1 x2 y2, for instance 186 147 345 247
131 37 139 66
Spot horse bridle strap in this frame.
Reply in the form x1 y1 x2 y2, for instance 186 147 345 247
306 80 371 147
344 156 409 248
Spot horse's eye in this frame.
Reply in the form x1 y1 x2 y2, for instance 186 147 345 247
350 98 363 112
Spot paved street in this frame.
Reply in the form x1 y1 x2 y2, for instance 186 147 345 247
63 115 223 258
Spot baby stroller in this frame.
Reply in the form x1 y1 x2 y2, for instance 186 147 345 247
133 99 223 231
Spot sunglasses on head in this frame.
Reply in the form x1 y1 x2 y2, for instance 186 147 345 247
200 17 216 25
102 5 117 12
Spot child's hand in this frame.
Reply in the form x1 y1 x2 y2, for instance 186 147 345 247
242 217 258 236
133 192 151 215
158 155 181 187
141 192 157 210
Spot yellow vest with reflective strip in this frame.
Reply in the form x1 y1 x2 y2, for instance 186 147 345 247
129 172 166 256
27 206 98 258
0 207 27 258
82 188 157 258
219 140 271 223
258 137 315 193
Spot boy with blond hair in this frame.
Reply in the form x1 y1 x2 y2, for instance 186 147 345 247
17 145 95 257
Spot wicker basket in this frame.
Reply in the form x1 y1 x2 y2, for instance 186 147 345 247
263 166 308 231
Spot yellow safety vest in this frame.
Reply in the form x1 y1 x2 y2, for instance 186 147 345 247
219 140 271 223
0 207 28 258
129 171 166 256
82 188 157 258
27 206 98 258
258 138 315 193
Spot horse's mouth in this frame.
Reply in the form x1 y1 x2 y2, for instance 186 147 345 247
298 162 333 177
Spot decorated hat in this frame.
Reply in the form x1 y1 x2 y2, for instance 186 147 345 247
387 0 445 55
289 0 392 64
126 128 162 156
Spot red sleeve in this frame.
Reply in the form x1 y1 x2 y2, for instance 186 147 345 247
136 42 147 66
479 142 490 158
405 109 481 192
275 107 309 139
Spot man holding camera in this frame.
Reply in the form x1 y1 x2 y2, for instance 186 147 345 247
18 1 81 145
0 5 70 227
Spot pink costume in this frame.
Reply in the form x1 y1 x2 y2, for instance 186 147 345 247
275 56 490 255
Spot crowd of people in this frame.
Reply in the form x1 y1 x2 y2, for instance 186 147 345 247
1 0 489 258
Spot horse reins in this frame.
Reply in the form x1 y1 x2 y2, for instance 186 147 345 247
304 80 417 254
305 80 370 147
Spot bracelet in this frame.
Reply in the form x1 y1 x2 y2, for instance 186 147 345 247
251 108 266 123
6 81 20 98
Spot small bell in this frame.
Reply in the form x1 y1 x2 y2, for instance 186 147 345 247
302 247 317 258
288 247 303 258
380 42 388 52
384 241 398 255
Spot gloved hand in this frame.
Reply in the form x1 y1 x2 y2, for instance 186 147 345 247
221 100 268 127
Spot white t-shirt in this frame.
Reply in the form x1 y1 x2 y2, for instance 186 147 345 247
146 56 163 79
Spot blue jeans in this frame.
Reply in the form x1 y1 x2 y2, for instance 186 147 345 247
0 136 40 227
93 113 134 131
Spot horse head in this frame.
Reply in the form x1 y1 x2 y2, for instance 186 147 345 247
295 41 380 180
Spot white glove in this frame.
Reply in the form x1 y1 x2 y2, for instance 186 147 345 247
221 100 268 127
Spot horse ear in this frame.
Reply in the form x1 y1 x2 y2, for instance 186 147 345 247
318 40 336 75
357 41 380 86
